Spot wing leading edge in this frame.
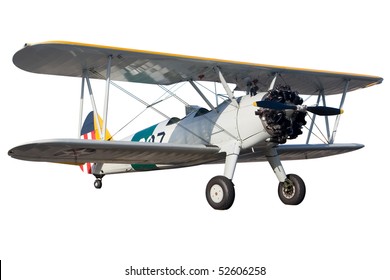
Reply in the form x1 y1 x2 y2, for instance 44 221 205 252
13 41 383 95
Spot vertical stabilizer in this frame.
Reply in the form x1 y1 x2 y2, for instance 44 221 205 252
80 111 112 141
79 111 112 173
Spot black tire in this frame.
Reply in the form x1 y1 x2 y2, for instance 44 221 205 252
206 176 235 210
278 174 305 205
94 179 102 189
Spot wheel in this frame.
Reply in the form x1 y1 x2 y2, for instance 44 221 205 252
94 178 102 189
206 176 235 210
278 174 305 205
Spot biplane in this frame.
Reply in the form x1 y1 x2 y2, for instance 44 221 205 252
8 41 383 210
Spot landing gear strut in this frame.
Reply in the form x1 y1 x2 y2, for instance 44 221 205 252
205 143 240 210
266 147 306 205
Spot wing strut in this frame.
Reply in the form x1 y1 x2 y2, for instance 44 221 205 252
78 56 113 141
330 80 349 143
85 71 103 136
78 72 85 137
216 67 238 107
321 90 331 140
102 55 113 141
92 55 112 176
77 70 103 138
268 73 278 91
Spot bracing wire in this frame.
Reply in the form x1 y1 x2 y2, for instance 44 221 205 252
111 83 187 138
304 114 329 144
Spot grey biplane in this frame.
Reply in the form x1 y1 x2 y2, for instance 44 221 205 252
8 41 383 210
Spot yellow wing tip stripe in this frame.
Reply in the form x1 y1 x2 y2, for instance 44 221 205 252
24 40 383 81
365 81 383 88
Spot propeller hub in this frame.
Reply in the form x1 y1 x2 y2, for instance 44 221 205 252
295 104 307 112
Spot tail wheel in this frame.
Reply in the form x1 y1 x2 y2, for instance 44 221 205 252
278 174 305 205
94 178 102 189
206 176 235 210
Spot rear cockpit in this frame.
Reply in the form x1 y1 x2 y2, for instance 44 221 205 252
166 117 180 125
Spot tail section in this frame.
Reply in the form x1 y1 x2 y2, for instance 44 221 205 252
80 111 112 141
80 111 112 174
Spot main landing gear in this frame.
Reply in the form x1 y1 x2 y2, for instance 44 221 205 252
267 147 306 206
205 143 240 210
204 146 306 210
204 172 306 210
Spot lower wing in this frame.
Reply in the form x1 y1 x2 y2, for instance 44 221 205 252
8 139 363 166
238 143 364 162
8 139 222 166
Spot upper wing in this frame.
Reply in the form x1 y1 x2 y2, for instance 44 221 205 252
13 41 383 95
8 139 222 165
237 143 364 163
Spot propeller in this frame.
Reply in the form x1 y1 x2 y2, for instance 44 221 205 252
253 100 343 116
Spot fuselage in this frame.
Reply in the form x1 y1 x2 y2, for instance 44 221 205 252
101 94 271 174
125 93 270 148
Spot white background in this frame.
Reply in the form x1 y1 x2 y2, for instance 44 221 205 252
1 0 389 279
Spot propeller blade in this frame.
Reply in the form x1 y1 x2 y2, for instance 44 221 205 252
306 106 344 116
253 101 297 110
253 101 344 116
